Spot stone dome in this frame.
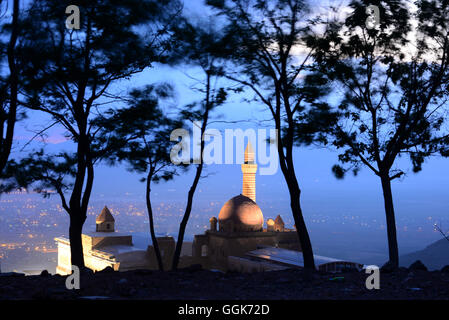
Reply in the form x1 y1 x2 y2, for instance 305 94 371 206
218 194 264 232
96 206 115 223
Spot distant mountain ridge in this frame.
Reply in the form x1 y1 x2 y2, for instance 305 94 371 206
400 237 449 270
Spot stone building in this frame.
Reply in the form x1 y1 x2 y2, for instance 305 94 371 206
55 206 175 274
192 142 301 271
96 206 115 232
54 142 361 274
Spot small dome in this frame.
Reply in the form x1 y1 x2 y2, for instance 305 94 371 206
96 206 115 223
218 195 263 232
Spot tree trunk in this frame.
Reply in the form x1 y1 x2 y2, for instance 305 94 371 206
69 213 86 269
282 168 316 271
146 171 164 271
275 96 316 270
171 162 204 270
67 134 90 270
0 0 19 174
172 72 210 270
380 174 399 268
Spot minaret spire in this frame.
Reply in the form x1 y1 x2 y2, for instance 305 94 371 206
241 142 257 202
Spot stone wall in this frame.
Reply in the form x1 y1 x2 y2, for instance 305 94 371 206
82 234 132 250
55 238 72 275
191 230 302 272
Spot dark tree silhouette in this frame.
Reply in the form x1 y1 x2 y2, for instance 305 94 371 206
207 0 334 270
169 19 230 270
9 0 181 269
314 0 449 268
97 84 181 271
0 0 20 178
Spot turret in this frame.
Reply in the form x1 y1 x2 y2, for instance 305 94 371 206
96 206 115 232
209 217 217 231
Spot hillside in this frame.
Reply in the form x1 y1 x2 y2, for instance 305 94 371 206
400 238 449 270
1 265 449 300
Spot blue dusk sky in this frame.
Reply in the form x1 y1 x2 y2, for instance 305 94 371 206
7 0 449 261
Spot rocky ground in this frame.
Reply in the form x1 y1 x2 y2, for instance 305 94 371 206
0 261 448 300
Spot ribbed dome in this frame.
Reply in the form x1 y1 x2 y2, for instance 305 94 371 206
218 194 263 232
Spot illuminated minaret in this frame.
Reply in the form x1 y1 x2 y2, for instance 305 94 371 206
241 142 257 202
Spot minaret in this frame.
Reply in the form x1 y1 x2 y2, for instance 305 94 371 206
241 142 257 202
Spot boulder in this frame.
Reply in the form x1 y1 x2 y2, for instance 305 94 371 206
97 266 114 274
134 269 152 275
40 270 50 277
380 261 396 273
0 272 25 277
409 260 428 271
441 265 449 273
180 264 202 273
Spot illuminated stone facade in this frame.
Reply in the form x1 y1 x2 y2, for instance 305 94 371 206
192 143 301 272
55 207 175 274
55 143 301 274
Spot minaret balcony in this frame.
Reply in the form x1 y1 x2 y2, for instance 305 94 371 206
241 164 258 173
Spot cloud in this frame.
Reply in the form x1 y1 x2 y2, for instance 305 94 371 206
13 134 69 145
